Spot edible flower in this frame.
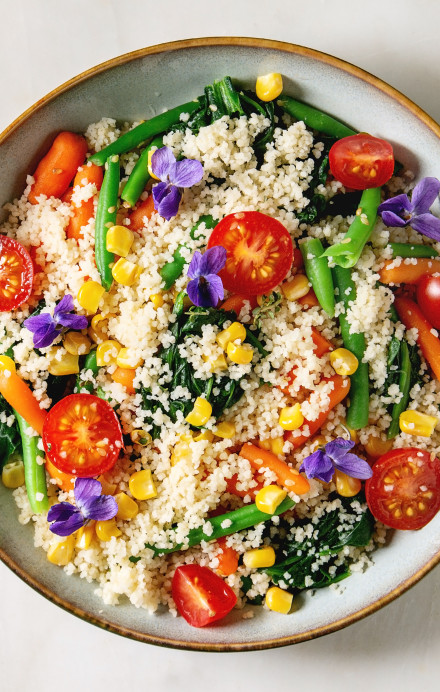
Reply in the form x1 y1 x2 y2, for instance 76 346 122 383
151 146 204 220
24 294 88 348
187 246 227 307
47 477 118 536
299 438 373 483
378 176 440 241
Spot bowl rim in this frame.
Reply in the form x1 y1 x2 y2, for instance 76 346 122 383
1 36 440 652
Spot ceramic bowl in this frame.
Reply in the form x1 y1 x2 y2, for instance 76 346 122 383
1 38 440 652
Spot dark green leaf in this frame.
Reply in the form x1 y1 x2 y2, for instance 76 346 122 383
0 394 21 469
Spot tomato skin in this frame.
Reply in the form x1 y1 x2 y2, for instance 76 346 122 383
207 211 293 296
416 275 440 328
172 564 237 627
329 134 394 190
365 448 440 530
0 237 34 311
43 394 123 477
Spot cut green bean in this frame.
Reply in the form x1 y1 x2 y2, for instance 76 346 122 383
89 100 201 166
332 266 369 430
147 496 295 555
160 215 216 290
322 187 381 268
121 135 163 208
278 95 356 139
95 155 120 291
387 341 411 439
299 237 335 317
14 410 48 514
388 242 439 259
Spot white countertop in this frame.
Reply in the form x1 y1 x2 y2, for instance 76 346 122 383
1 1 440 689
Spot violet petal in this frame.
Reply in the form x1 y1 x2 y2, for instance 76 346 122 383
152 180 169 206
299 450 334 483
85 494 118 521
187 251 204 279
378 193 412 215
334 453 373 480
47 501 77 522
151 147 177 182
202 274 224 305
411 177 440 215
186 278 203 306
49 511 85 536
74 477 102 510
199 246 227 276
154 185 182 221
325 438 355 460
410 213 440 241
171 158 204 188
55 312 88 329
33 324 60 348
380 210 408 228
54 294 74 317
24 312 54 332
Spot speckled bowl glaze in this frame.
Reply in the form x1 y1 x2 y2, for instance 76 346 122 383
1 38 440 651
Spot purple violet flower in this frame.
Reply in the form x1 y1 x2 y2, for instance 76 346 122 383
151 146 204 220
187 246 227 307
378 177 440 241
299 438 372 484
47 477 118 537
24 294 88 348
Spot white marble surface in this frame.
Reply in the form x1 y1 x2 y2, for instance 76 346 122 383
1 0 440 689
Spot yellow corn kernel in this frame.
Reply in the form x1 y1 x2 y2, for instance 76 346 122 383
256 73 283 102
150 292 164 309
193 429 214 442
330 348 359 377
309 435 327 453
96 339 122 367
281 274 310 301
147 147 160 180
202 352 229 372
75 522 95 550
115 347 143 369
259 437 285 456
399 410 438 437
217 322 247 350
0 355 16 372
170 434 193 465
243 545 276 569
130 429 152 446
47 536 75 566
226 341 254 365
106 225 134 257
214 421 236 439
265 586 293 614
185 397 212 427
115 492 139 520
346 425 358 444
95 518 122 542
112 257 141 286
97 474 117 495
129 469 157 500
47 348 80 376
364 435 393 458
2 460 25 488
77 280 105 314
334 469 362 497
63 331 92 356
279 403 304 431
255 484 287 514
88 313 113 344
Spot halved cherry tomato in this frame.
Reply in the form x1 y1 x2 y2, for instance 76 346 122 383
416 275 440 328
172 564 237 628
365 448 440 530
0 236 34 311
207 211 293 296
43 393 123 477
329 134 394 190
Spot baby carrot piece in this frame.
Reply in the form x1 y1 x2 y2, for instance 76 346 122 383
111 367 135 394
286 375 351 449
28 132 88 204
220 294 258 315
281 327 333 394
45 457 75 493
216 537 239 577
379 258 440 284
126 194 155 233
66 163 104 241
394 296 440 381
239 443 310 495
297 288 320 309
225 473 264 499
0 357 46 435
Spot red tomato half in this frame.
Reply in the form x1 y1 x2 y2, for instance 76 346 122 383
43 394 123 477
0 236 34 311
172 564 237 627
207 211 293 296
416 275 440 328
365 448 440 530
329 134 394 190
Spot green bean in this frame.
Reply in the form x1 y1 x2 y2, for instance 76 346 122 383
160 215 216 290
387 341 411 439
89 100 201 166
388 242 439 259
95 155 120 291
299 237 335 317
332 266 369 430
322 188 381 268
14 410 48 514
278 95 356 139
147 496 295 555
76 349 98 393
121 135 163 208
